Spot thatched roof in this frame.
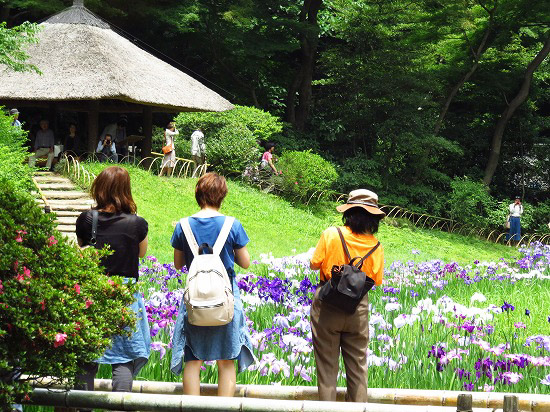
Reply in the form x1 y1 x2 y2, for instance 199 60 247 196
0 2 233 112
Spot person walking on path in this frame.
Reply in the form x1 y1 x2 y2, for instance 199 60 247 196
10 108 21 128
309 189 385 402
170 173 254 396
75 166 151 393
190 128 205 177
507 196 523 242
28 119 55 170
159 122 179 177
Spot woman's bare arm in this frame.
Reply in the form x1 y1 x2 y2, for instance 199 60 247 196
234 246 250 269
139 236 149 258
174 248 186 270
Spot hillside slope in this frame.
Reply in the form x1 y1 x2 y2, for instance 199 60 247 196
71 164 517 265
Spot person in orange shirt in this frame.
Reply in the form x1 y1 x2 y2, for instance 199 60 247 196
310 189 385 403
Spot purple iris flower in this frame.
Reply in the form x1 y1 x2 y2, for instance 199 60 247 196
501 301 515 312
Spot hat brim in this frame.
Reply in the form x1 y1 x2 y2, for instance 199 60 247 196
336 203 386 217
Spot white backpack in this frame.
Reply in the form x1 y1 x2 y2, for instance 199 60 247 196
180 216 235 327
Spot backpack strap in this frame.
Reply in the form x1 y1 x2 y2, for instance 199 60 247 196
180 218 200 258
336 227 352 264
213 216 235 256
355 242 380 269
90 209 98 245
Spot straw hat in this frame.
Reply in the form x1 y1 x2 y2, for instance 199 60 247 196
336 189 385 216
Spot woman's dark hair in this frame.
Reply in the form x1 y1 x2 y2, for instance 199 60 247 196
91 166 137 214
265 142 275 151
343 207 382 234
195 172 228 209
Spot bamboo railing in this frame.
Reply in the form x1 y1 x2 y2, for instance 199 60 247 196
28 380 550 411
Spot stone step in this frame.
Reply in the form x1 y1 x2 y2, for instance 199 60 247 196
55 216 78 225
37 183 78 191
40 191 90 200
53 210 82 217
46 202 93 212
34 171 55 176
34 176 72 184
57 225 76 232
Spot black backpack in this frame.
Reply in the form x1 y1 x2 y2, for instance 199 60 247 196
318 227 379 314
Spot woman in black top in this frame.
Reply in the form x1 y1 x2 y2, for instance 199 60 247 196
63 123 81 157
75 166 150 392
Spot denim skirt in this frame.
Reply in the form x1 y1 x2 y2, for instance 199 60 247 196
170 276 255 375
97 291 151 376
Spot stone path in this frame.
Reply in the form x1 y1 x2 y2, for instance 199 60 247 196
33 171 94 243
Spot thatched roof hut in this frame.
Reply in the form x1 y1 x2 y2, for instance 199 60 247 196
0 0 233 153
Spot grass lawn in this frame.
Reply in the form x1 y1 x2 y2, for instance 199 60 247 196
34 161 548 399
68 162 517 266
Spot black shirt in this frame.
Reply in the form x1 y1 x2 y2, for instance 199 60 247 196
75 210 148 279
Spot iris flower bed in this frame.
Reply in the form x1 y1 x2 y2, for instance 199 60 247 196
116 242 550 393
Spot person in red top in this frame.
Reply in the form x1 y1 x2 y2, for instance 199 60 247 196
260 142 279 174
310 189 385 403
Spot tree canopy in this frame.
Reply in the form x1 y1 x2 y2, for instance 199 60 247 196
2 0 549 216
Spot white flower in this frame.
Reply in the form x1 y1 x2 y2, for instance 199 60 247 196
385 302 402 312
470 292 487 303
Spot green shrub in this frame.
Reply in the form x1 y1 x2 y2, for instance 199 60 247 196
207 124 260 175
0 108 32 191
449 177 495 227
277 150 338 202
175 105 282 142
0 179 135 408
531 200 550 233
487 200 535 231
174 105 282 174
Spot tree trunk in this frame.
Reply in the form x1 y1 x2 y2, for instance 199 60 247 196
285 0 322 131
434 5 495 135
483 35 550 185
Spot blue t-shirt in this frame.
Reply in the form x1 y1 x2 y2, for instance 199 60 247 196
171 216 249 277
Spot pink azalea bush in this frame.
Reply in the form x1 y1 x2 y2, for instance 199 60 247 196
0 178 136 409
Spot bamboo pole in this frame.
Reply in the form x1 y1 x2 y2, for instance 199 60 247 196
31 379 550 411
28 389 496 412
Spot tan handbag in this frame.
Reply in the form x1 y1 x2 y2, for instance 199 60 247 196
504 215 510 229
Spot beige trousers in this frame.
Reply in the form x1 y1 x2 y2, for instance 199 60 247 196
29 148 54 169
310 287 369 402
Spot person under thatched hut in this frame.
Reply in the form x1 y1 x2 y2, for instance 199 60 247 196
10 108 21 128
28 119 55 170
101 116 128 161
62 123 83 158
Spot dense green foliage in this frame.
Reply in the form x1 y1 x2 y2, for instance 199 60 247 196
3 1 549 222
0 179 136 409
0 115 135 409
173 106 282 174
0 109 32 191
0 21 39 72
277 150 338 202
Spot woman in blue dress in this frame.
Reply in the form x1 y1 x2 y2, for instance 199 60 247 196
170 172 254 396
